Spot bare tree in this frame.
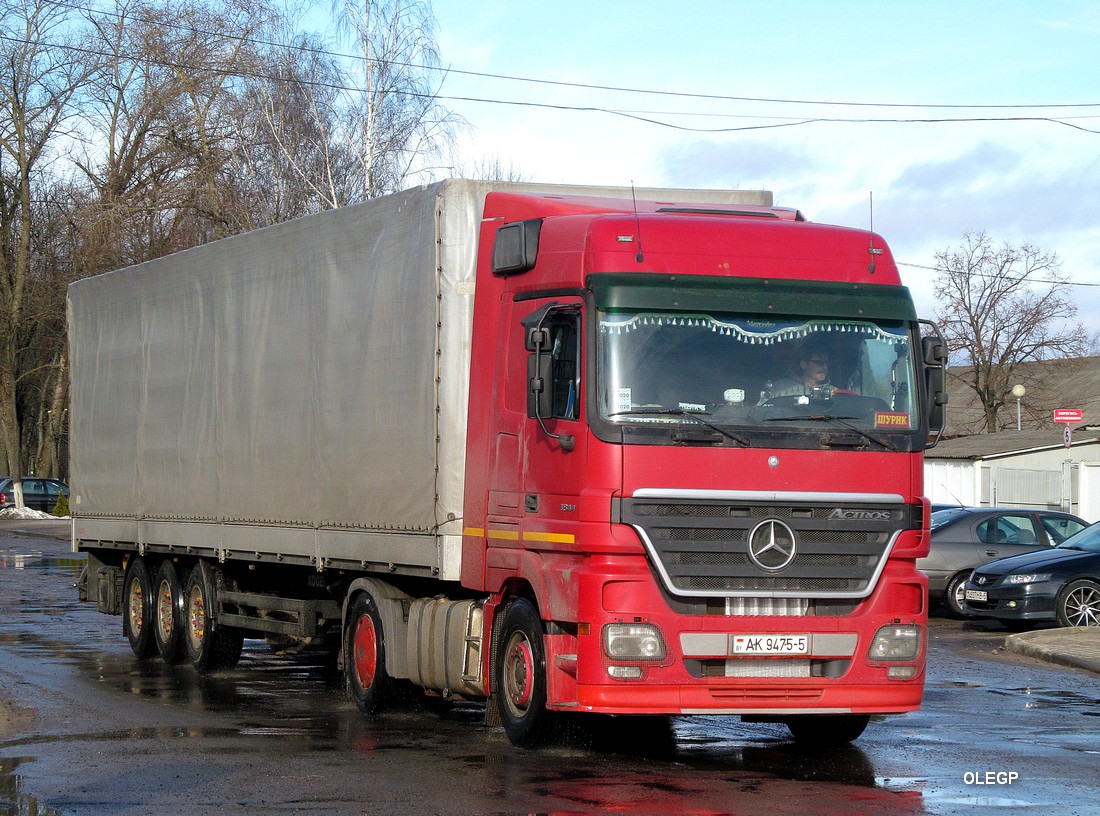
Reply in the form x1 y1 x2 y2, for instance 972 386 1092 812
461 155 529 182
329 0 461 199
934 231 1087 433
235 27 359 221
0 0 90 500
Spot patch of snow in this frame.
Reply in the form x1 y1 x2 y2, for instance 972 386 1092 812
0 507 65 520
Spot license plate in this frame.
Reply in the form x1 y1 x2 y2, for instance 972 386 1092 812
731 634 810 656
965 589 987 602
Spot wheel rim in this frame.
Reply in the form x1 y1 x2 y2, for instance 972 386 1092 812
127 579 144 635
502 631 535 715
1063 586 1100 626
952 580 967 611
187 585 206 650
156 579 174 640
353 615 378 689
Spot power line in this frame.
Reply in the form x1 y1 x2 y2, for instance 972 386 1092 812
4 30 1100 137
897 261 1100 288
37 1 1100 120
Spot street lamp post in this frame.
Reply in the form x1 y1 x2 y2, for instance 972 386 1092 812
1011 384 1026 431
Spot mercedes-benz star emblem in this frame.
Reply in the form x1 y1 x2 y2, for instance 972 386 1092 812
747 519 797 571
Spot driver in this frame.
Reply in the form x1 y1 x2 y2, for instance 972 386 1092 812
761 344 834 402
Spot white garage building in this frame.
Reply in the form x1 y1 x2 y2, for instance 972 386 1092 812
924 429 1100 522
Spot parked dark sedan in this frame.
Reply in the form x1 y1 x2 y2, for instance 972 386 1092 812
0 477 69 513
964 521 1100 628
919 506 1088 617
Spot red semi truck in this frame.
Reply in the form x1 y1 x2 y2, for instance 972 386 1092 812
71 180 946 746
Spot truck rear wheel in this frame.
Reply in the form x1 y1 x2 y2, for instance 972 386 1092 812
184 565 244 673
784 714 870 745
153 560 187 664
494 599 553 747
346 592 388 715
123 558 156 659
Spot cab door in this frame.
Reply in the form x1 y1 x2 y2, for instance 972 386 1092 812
519 301 587 547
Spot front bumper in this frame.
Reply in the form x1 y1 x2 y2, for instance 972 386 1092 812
963 580 1059 621
544 555 926 717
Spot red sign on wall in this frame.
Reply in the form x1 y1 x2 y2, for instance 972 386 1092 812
1054 409 1083 423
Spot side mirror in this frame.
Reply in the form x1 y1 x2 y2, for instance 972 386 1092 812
527 349 554 421
921 334 947 366
919 322 948 447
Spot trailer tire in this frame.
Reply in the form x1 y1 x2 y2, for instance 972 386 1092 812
184 565 244 673
494 599 553 747
347 592 389 715
123 558 156 659
153 560 187 664
784 714 870 745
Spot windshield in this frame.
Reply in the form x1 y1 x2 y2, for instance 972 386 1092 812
1056 521 1100 552
597 310 919 435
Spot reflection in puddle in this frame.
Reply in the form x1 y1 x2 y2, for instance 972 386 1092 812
0 756 63 816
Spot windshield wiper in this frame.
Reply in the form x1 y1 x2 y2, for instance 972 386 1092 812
609 407 749 446
764 414 897 451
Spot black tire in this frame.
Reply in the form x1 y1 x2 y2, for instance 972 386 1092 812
183 564 244 673
1056 579 1100 627
153 559 187 664
785 714 870 745
494 598 553 747
944 571 972 618
346 592 389 715
123 558 156 659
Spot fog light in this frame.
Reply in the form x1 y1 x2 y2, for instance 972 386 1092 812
1007 601 1017 608
603 623 666 661
888 666 917 680
608 666 643 679
869 625 921 661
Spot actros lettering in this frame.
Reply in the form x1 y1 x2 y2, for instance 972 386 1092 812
828 509 891 521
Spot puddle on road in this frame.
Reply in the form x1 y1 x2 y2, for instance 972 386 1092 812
986 686 1098 712
0 550 83 573
0 757 63 816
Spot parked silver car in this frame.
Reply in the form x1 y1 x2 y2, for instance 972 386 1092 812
919 506 1088 616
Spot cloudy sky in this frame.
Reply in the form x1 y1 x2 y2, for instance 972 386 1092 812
380 1 1100 336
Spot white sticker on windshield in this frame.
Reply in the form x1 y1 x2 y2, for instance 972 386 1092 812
617 388 632 413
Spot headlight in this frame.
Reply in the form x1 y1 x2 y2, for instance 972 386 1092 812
1003 573 1051 585
869 625 921 662
603 623 666 661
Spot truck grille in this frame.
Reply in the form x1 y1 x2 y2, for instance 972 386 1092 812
619 494 905 599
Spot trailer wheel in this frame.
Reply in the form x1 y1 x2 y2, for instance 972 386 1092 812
123 558 156 659
347 592 388 715
494 599 553 747
784 714 870 745
184 565 244 673
153 560 187 664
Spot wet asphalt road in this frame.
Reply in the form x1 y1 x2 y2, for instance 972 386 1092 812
2 526 1100 816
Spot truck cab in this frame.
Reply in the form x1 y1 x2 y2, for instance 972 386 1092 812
462 193 944 744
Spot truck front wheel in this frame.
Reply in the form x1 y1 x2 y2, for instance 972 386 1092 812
494 599 553 747
346 592 388 715
153 560 187 664
123 558 156 659
784 713 870 745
